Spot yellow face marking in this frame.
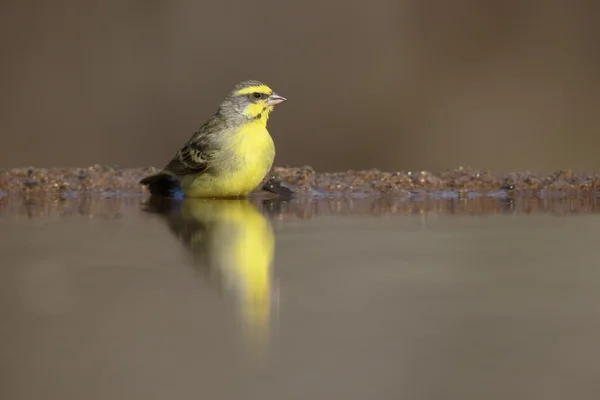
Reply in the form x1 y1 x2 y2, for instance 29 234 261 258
234 85 272 96
243 103 273 124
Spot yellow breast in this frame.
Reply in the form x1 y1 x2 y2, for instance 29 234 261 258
181 122 275 197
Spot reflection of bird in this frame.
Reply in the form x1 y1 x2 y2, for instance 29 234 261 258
144 197 277 341
140 80 287 198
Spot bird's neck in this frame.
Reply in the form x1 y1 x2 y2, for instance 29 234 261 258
242 103 273 126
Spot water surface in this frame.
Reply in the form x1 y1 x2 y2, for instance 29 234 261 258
2 195 600 400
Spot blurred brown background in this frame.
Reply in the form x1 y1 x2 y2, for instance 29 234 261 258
1 0 599 173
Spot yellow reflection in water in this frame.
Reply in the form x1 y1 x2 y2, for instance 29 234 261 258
147 197 276 349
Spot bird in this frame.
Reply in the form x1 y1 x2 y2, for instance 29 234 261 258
140 80 287 198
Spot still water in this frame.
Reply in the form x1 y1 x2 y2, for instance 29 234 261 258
2 195 600 400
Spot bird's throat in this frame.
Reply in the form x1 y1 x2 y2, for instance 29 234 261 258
244 104 273 125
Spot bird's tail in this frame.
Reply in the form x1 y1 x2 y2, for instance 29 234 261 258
139 173 184 198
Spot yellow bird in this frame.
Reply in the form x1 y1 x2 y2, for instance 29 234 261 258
140 80 287 198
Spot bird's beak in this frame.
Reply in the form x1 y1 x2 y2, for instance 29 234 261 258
267 92 287 106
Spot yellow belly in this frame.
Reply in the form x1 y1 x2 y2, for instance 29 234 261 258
180 125 275 198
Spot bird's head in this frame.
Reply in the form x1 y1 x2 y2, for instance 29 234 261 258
219 80 287 125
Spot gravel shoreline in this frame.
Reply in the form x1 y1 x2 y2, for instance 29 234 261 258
0 165 599 197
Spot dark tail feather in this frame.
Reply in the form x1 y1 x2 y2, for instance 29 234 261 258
261 174 294 198
140 173 184 198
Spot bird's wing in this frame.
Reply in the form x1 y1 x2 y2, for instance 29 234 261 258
163 135 215 176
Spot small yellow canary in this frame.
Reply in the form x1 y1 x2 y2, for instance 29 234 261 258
140 80 287 198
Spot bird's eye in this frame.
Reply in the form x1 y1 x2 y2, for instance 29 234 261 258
253 92 262 99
